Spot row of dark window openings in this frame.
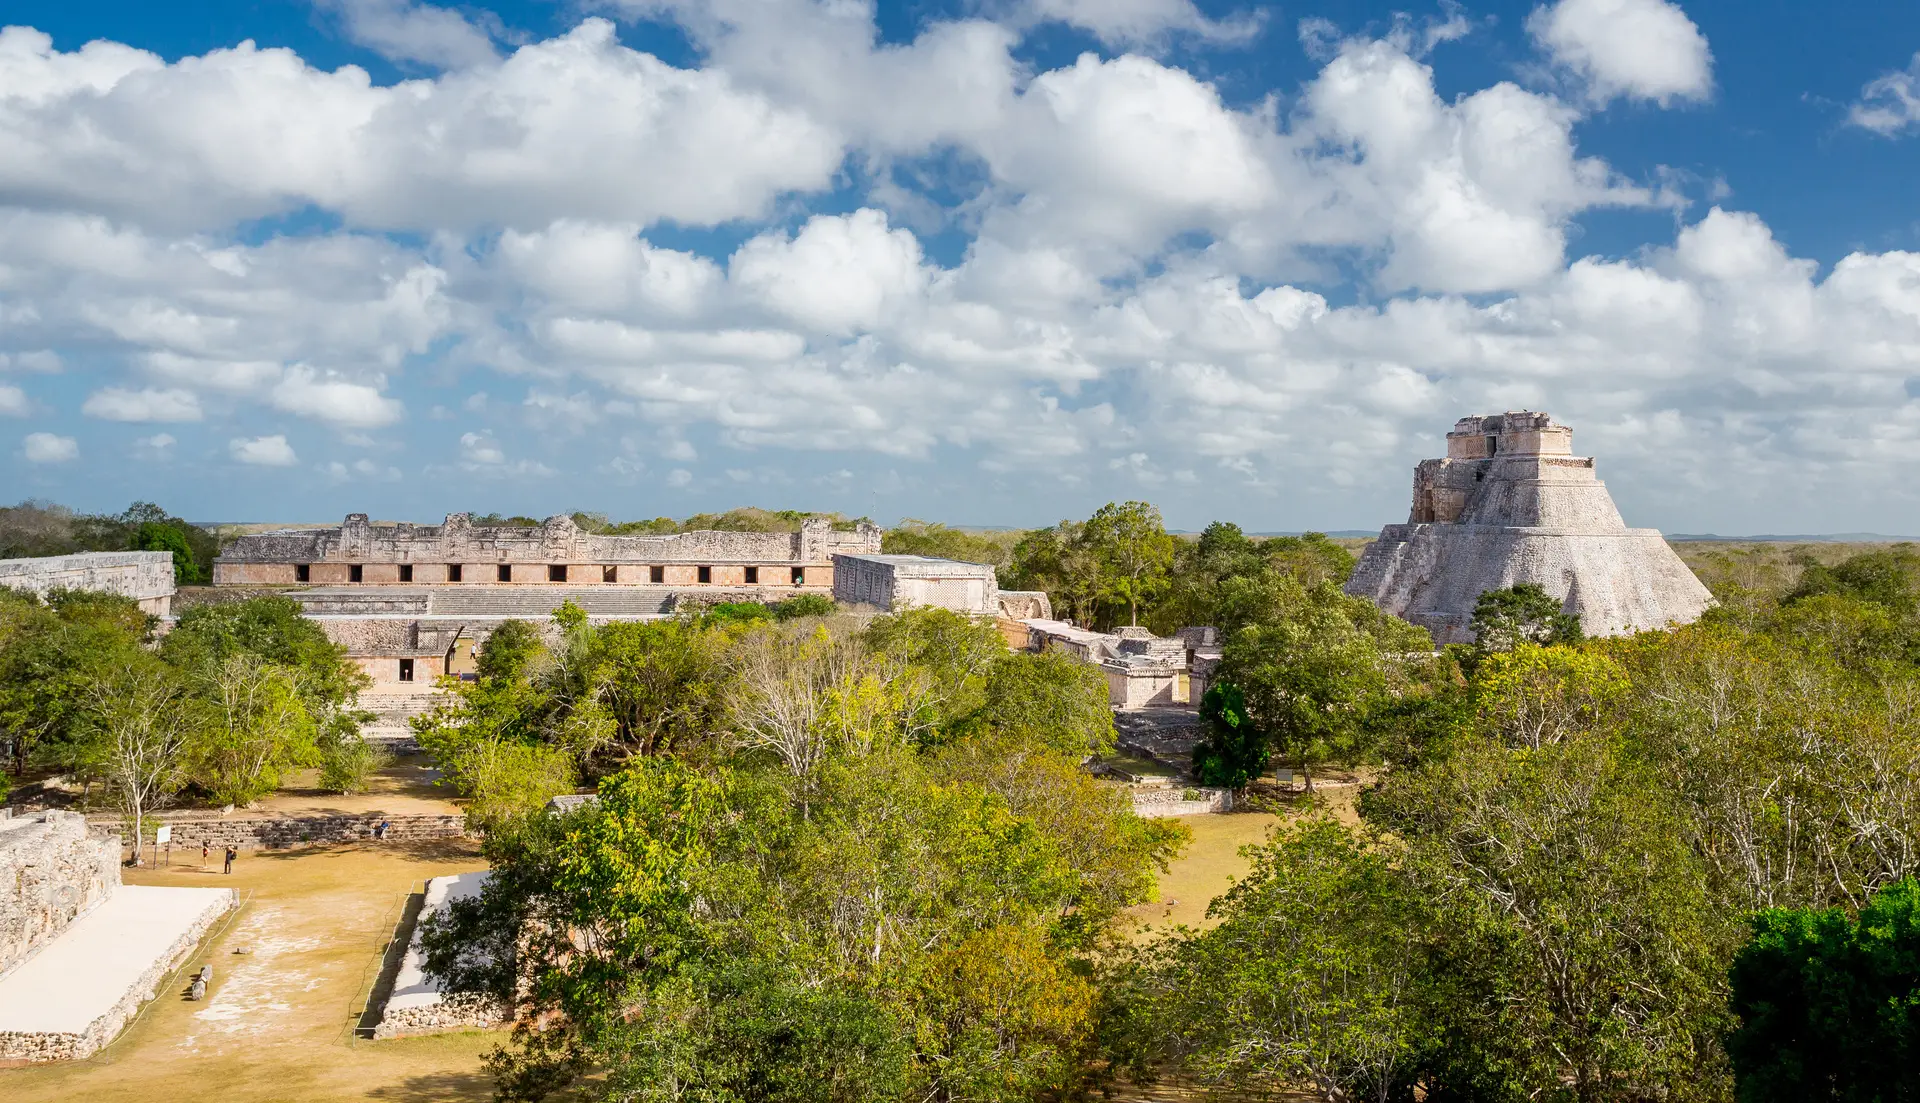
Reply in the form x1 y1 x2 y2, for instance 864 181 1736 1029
296 564 804 585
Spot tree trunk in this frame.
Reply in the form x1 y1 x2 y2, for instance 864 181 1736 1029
1302 760 1314 793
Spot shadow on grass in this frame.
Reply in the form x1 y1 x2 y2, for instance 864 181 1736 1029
364 1069 494 1102
356 890 426 1038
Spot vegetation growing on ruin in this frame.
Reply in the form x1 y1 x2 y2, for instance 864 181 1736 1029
0 499 218 583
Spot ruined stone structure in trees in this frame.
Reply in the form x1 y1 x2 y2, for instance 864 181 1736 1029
0 551 176 616
0 810 234 1061
214 513 883 684
1345 412 1713 644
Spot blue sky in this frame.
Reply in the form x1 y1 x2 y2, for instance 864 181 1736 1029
3 0 1920 534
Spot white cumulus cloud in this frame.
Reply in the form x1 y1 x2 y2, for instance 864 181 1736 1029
81 386 203 422
23 431 77 463
230 434 298 466
1529 0 1713 106
0 384 27 416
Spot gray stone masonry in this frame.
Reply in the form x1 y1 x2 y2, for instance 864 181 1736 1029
0 810 120 979
87 812 467 851
0 551 175 617
1346 412 1713 644
215 512 880 584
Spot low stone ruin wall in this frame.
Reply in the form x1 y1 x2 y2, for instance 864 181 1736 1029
374 989 509 1038
1129 785 1235 817
374 872 508 1038
0 888 234 1062
89 812 468 852
0 810 120 978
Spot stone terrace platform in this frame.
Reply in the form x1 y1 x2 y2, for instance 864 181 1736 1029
0 885 234 1062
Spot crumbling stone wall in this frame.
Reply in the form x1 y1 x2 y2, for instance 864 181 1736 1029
0 552 175 616
88 812 467 852
0 888 233 1062
0 810 120 978
215 513 881 583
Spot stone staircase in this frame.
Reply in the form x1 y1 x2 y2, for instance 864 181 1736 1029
423 586 679 618
358 685 448 750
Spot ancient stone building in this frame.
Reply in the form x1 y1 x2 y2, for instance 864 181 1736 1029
0 551 175 616
216 512 877 589
0 810 233 1061
1345 412 1712 644
214 514 882 685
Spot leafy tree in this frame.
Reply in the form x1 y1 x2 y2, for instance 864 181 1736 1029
0 588 150 775
969 649 1116 759
319 736 391 795
1115 818 1425 1102
1221 580 1431 791
772 593 837 620
1727 876 1920 1103
1004 520 1101 626
191 652 320 806
865 607 1003 745
162 595 368 740
476 619 547 681
882 520 1017 567
131 520 200 583
1263 532 1357 588
72 657 204 859
1190 682 1268 790
1082 501 1176 627
1787 547 1920 615
582 619 733 758
1470 583 1584 652
1370 731 1733 1102
1471 645 1628 751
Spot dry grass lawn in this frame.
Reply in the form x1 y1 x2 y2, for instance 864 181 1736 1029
0 840 501 1103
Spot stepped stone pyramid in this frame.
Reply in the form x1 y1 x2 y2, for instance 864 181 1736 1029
1345 412 1713 644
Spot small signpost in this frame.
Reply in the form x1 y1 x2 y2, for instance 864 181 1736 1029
154 824 171 869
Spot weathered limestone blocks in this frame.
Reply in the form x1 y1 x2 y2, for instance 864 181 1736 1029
374 872 508 1038
87 812 467 852
0 886 234 1062
1347 412 1713 644
0 810 120 978
0 551 175 616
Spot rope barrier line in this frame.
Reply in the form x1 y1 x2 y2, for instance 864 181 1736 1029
338 880 428 1047
84 886 254 1063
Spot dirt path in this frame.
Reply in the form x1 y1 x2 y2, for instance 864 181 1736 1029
0 841 499 1103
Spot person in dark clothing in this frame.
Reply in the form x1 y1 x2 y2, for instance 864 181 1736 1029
223 846 236 874
374 820 390 841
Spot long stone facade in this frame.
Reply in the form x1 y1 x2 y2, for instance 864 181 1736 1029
215 512 879 587
1346 412 1713 644
0 551 175 616
215 514 882 684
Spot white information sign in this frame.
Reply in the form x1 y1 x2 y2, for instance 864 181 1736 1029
154 824 172 846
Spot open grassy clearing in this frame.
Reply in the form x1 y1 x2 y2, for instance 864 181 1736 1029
0 840 499 1103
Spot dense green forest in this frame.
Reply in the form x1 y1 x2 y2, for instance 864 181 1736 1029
411 510 1920 1102
0 591 378 835
3 495 1915 1100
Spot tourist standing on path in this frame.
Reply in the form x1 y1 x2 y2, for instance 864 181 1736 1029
223 845 236 874
201 842 209 870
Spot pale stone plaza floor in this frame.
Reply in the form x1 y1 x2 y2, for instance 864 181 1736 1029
0 885 234 1037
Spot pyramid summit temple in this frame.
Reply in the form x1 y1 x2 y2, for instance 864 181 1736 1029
1345 412 1713 645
